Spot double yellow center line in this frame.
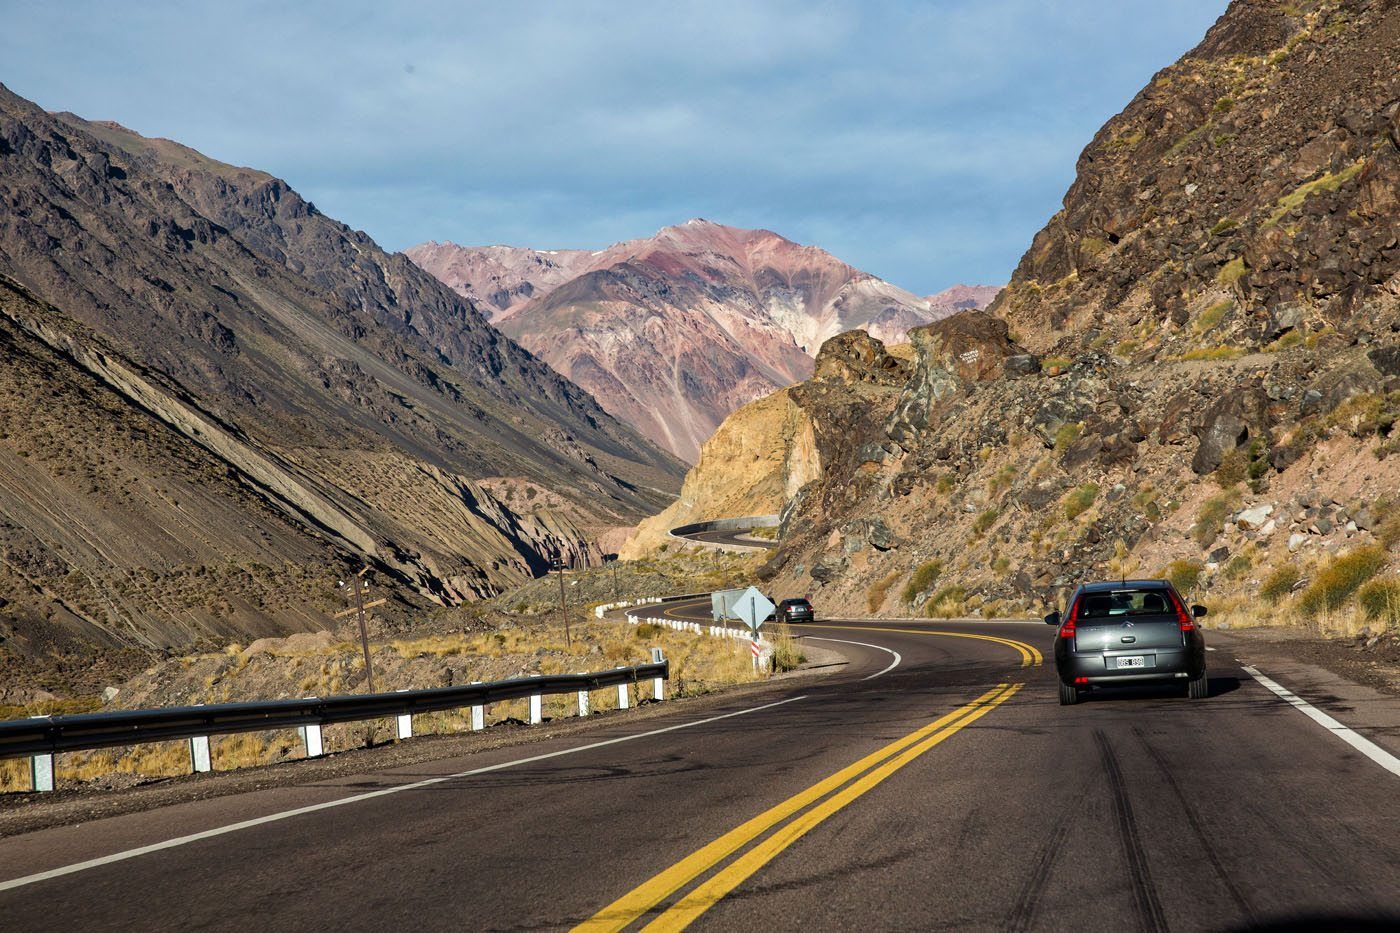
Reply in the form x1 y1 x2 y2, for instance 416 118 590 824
576 681 1024 932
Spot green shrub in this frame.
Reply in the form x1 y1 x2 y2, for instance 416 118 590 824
1196 299 1232 332
900 560 943 604
1209 218 1238 236
1217 257 1247 286
1357 577 1400 624
1224 554 1252 580
1193 490 1241 547
1062 483 1100 521
972 508 999 537
1261 565 1302 603
935 473 957 494
1298 547 1387 614
768 624 806 672
1053 422 1083 451
1164 559 1204 594
926 585 968 619
634 623 662 639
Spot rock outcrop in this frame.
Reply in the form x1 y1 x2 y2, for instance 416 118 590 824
630 0 1400 621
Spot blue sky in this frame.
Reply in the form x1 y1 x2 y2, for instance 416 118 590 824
2 0 1227 295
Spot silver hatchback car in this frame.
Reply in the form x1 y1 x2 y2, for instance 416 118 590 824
1046 580 1208 705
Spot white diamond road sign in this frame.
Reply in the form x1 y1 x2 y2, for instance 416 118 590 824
734 586 775 632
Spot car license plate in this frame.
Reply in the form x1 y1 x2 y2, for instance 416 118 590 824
1118 656 1146 669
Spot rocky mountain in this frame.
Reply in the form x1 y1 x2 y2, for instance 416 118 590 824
630 0 1400 626
925 284 1002 316
0 83 684 656
408 221 962 461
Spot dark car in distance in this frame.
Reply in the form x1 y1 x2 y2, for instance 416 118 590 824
776 598 815 624
1046 580 1207 705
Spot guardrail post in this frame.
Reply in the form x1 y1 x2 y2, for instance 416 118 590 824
395 689 412 740
576 675 590 716
650 648 666 701
30 752 54 793
299 699 324 759
528 693 543 725
470 682 485 731
188 735 212 773
617 681 630 710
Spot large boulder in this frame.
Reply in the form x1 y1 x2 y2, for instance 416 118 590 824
813 330 911 387
1191 387 1271 474
889 311 1025 441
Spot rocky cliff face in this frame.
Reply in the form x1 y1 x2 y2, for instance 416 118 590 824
0 85 685 654
637 0 1400 622
409 221 963 461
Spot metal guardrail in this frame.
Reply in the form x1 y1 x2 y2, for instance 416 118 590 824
2 662 668 791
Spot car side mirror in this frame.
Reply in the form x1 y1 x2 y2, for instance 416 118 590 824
1192 605 1207 618
1043 611 1061 626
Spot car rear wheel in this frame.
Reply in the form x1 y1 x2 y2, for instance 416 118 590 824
1058 681 1080 705
1187 669 1209 699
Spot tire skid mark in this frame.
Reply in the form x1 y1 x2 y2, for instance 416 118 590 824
1095 729 1169 933
1132 726 1257 924
1001 786 1088 933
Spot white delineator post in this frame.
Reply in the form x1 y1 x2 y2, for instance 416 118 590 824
300 723 324 758
300 697 324 758
30 748 54 793
617 682 630 710
188 735 212 773
395 689 412 740
577 675 590 717
471 682 485 731
528 693 543 725
650 647 666 701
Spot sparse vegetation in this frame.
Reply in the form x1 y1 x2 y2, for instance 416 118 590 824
1264 159 1367 227
867 570 901 613
1193 490 1242 547
901 560 944 605
1196 299 1233 332
1180 346 1245 361
1357 577 1400 625
1164 559 1204 594
925 585 968 619
971 508 999 537
1053 421 1083 451
768 623 806 672
1261 565 1302 603
1217 257 1247 286
1209 218 1239 236
1297 547 1387 615
1062 483 1100 521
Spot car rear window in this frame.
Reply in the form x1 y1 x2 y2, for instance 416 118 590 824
783 599 810 608
1074 588 1173 618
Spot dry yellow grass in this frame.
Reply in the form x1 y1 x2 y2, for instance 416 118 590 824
1 617 764 792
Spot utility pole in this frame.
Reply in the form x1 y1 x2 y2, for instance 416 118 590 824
551 558 572 646
336 567 380 694
607 553 619 599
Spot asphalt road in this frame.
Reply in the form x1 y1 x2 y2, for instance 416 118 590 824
672 527 776 550
1 598 1398 931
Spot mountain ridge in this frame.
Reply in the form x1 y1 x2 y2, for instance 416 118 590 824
409 221 996 459
0 83 684 654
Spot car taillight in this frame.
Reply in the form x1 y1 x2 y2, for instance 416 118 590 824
1169 592 1196 632
1058 600 1080 638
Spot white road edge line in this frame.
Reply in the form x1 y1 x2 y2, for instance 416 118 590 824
0 695 808 893
801 636 902 681
1241 665 1400 779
